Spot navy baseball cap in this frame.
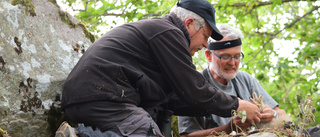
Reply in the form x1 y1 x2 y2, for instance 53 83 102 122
177 0 223 40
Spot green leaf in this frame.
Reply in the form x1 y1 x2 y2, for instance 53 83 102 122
238 110 247 123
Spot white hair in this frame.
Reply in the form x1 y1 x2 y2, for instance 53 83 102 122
217 24 244 40
170 7 206 30
207 23 244 44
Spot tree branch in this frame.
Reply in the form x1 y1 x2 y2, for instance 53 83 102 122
214 0 317 8
73 1 88 12
244 6 320 65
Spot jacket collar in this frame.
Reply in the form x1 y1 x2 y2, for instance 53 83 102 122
163 12 190 45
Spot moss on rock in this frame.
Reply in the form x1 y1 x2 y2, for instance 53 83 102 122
11 0 36 16
58 10 96 43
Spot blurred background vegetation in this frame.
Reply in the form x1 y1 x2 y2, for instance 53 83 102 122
56 0 320 135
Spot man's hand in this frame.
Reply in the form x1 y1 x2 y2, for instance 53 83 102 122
231 116 251 130
260 108 274 122
237 99 261 124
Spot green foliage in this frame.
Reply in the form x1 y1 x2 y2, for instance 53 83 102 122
58 0 176 35
57 0 320 135
171 116 179 137
193 50 208 71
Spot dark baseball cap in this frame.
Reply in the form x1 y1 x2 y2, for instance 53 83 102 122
177 0 223 40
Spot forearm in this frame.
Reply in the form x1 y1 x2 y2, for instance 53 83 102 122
167 92 238 117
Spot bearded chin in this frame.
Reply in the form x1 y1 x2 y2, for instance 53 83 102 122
212 63 238 80
223 70 237 80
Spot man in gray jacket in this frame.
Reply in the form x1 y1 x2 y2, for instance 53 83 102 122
60 1 261 136
178 24 286 137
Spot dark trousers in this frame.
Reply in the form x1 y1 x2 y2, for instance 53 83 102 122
304 126 320 137
64 101 164 137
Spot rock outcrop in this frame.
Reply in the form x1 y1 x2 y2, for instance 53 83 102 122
0 0 93 136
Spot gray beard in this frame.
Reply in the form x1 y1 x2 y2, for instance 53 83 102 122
211 60 238 80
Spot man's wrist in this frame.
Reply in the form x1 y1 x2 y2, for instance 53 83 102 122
272 109 278 119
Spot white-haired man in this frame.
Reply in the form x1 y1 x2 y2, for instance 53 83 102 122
178 24 286 137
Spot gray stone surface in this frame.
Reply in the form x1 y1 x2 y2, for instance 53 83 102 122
0 0 92 136
247 132 278 137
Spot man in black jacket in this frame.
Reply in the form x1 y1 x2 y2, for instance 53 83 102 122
61 0 261 136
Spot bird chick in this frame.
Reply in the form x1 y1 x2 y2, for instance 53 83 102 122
250 92 292 129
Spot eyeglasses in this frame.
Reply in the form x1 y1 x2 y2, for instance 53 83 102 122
211 51 244 63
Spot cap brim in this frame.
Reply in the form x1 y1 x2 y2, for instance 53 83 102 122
207 21 223 40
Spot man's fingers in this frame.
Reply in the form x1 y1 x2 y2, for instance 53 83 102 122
247 117 260 124
254 116 261 123
246 110 261 124
260 113 274 122
257 111 262 118
260 112 272 118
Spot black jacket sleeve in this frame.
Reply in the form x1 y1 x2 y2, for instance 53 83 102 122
148 29 238 117
166 92 236 117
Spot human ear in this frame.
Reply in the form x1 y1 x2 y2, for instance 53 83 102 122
204 50 212 62
184 17 195 29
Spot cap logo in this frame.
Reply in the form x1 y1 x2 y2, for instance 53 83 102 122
224 42 231 46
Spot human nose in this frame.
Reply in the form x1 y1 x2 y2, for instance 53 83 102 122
203 42 208 48
227 57 236 65
203 38 209 48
